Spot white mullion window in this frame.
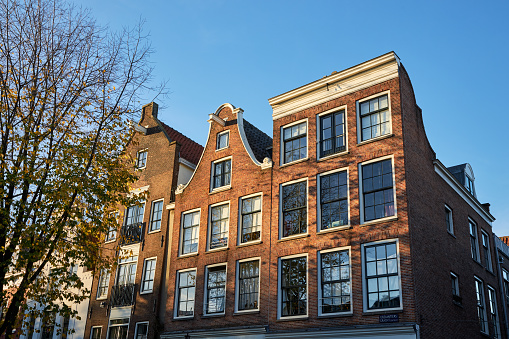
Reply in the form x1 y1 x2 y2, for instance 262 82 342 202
216 131 229 150
475 277 488 334
134 322 148 339
280 179 308 239
90 327 101 339
239 194 262 244
149 199 164 232
235 258 260 312
211 157 232 190
357 91 391 142
317 168 349 231
281 119 308 165
180 209 200 256
107 318 129 339
488 286 501 339
481 230 493 272
204 264 227 315
175 269 196 318
141 258 156 293
318 247 352 316
317 107 347 159
278 254 308 319
208 202 229 250
470 219 481 262
445 204 453 234
136 150 148 169
96 269 110 299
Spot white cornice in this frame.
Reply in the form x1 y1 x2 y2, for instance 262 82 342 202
434 159 495 225
161 327 267 339
269 52 400 120
208 114 225 126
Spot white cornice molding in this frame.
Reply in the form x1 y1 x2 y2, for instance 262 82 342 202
161 327 267 339
269 52 400 120
208 114 225 126
434 159 495 225
179 157 197 170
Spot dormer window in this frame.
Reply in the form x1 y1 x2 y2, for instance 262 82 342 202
217 131 229 150
465 175 475 196
136 150 147 169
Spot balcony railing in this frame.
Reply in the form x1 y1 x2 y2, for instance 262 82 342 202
110 283 136 307
119 222 144 246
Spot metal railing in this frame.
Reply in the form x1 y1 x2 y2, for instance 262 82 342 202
119 222 144 246
110 283 136 307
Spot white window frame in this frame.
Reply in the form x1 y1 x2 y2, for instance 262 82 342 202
317 167 350 233
451 271 461 304
105 212 119 243
475 276 489 335
318 246 352 316
140 257 157 294
358 155 397 225
136 149 148 169
277 253 308 320
235 257 261 313
179 208 201 257
280 118 308 166
216 131 230 150
174 268 197 319
356 90 392 144
316 106 348 160
361 239 403 313
148 199 164 233
96 269 110 300
210 156 232 192
90 326 102 339
106 318 129 339
488 285 501 339
470 218 481 263
134 322 148 339
124 202 146 227
279 178 308 240
207 201 230 251
445 204 453 235
238 193 263 245
203 262 228 316
481 230 493 272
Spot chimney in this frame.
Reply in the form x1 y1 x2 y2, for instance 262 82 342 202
142 102 159 119
481 203 490 213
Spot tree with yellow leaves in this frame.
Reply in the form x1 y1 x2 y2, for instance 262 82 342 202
0 0 161 337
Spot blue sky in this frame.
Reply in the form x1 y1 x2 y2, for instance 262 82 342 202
76 0 509 235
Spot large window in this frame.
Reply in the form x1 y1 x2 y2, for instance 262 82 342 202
134 322 148 339
180 210 200 255
107 318 129 339
96 269 110 299
217 131 229 150
239 195 262 244
475 277 488 334
136 150 147 169
319 110 346 158
481 231 493 272
237 259 260 312
281 181 307 238
141 258 156 293
319 170 348 230
209 204 229 250
125 204 145 226
319 249 351 315
282 121 307 164
470 220 480 262
445 205 453 234
175 269 196 318
149 200 163 232
212 159 231 189
280 256 307 318
359 94 390 142
205 265 226 315
364 241 401 310
361 159 395 222
488 286 501 339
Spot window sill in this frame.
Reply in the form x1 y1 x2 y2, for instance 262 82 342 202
361 216 398 227
215 147 229 152
173 316 194 321
96 297 108 301
209 186 232 195
233 310 260 316
317 150 350 162
279 157 309 168
139 290 153 295
105 239 117 244
317 312 353 318
362 307 403 315
237 241 262 248
278 233 309 242
147 229 161 235
448 231 456 238
276 315 308 322
206 247 229 253
178 252 199 259
453 300 463 308
357 133 394 146
317 225 351 234
201 313 225 318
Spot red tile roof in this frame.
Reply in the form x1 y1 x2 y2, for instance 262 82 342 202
501 236 509 246
161 122 203 165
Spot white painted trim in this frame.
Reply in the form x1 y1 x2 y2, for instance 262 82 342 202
134 322 149 339
136 149 148 170
450 271 460 297
316 167 350 232
203 263 228 316
237 111 263 166
179 208 201 257
280 119 308 166
89 326 102 339
174 268 197 319
434 160 494 225
148 199 164 233
481 230 493 272
216 130 230 151
208 114 226 126
474 276 489 335
140 257 157 294
358 155 397 224
316 105 348 160
277 253 308 320
210 156 233 192
207 201 230 251
238 193 263 246
361 238 403 313
469 218 482 263
445 204 454 235
317 246 353 317
235 257 261 313
179 158 197 170
356 90 392 143
279 178 309 240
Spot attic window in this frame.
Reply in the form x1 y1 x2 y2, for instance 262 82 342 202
217 131 229 150
465 175 475 196
136 150 148 169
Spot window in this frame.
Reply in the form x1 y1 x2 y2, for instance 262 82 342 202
470 220 480 262
319 110 346 158
107 318 129 339
149 200 163 232
359 94 390 142
116 255 137 286
90 327 101 339
361 158 395 222
141 258 156 293
209 203 229 250
280 256 307 318
125 204 145 226
451 272 461 303
488 286 501 339
481 231 493 272
475 277 488 334
134 322 148 339
364 241 401 311
212 159 231 189
237 259 260 312
96 269 110 299
41 311 55 339
319 170 348 230
282 121 307 164
175 269 196 318
239 195 262 244
26 313 36 339
205 265 227 314
319 249 351 315
180 210 200 255
61 315 70 338
217 131 229 150
503 269 509 307
136 150 147 169
445 205 453 234
105 225 117 242
281 180 307 238
466 175 475 196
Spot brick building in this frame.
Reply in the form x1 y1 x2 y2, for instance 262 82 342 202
158 52 504 339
